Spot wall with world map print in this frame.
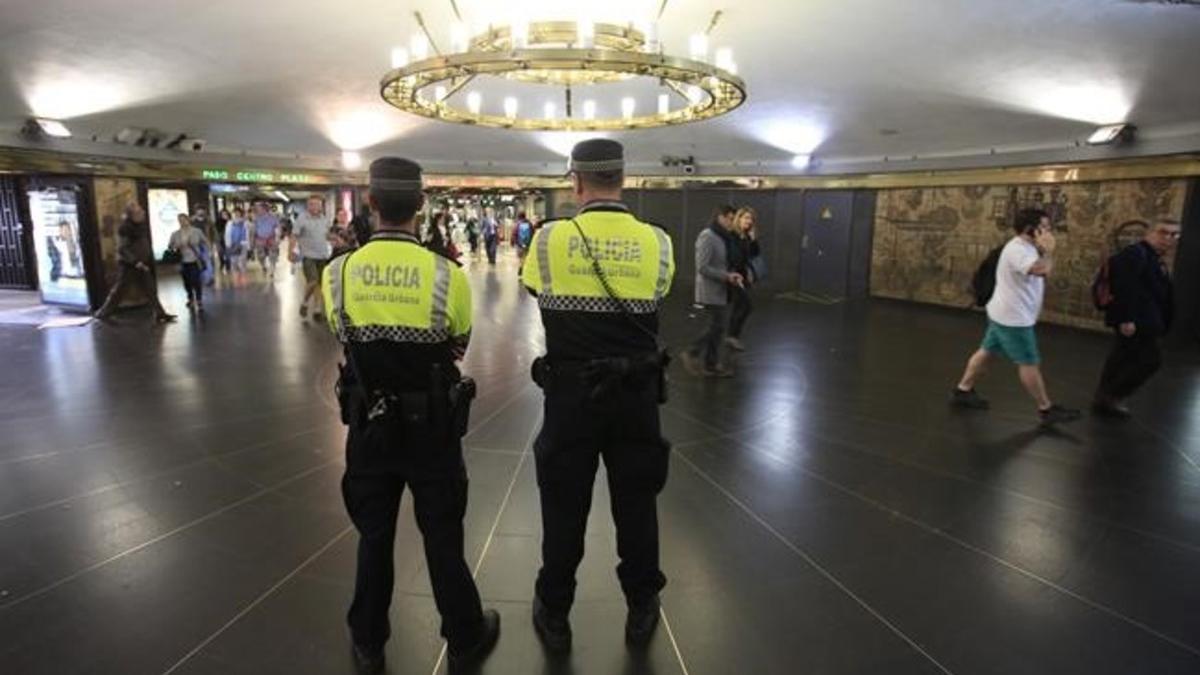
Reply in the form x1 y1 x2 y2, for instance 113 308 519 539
870 178 1188 330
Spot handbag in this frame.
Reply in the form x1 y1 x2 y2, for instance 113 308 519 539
161 249 182 265
748 254 768 282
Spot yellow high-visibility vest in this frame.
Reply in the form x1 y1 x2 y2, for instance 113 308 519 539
322 231 471 345
521 206 674 313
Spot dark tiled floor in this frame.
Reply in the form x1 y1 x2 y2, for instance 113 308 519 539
1 253 1199 674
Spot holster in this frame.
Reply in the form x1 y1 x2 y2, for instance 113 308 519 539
533 350 669 405
336 363 367 426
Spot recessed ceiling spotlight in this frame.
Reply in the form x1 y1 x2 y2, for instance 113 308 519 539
1087 123 1136 145
341 151 362 170
879 128 900 136
21 117 71 138
791 154 811 169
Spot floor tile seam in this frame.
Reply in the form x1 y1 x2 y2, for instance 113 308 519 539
1048 373 1200 474
659 601 692 675
0 396 326 430
461 382 534 443
795 426 1200 558
0 424 332 524
0 457 340 612
672 405 1200 656
0 401 331 470
668 446 956 675
157 525 356 675
791 462 1200 659
668 404 1200 557
429 412 540 675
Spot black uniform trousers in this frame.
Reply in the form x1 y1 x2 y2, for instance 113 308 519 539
533 368 670 616
341 413 483 652
1096 331 1163 401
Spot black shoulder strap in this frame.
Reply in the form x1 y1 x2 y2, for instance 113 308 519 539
569 217 663 349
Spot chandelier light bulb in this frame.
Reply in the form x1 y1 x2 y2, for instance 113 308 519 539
715 47 735 71
410 34 430 61
544 101 556 119
578 20 595 49
450 23 469 53
467 91 482 114
583 99 597 120
687 85 703 104
390 47 409 68
689 33 708 61
434 85 447 102
512 19 529 49
503 96 518 118
658 93 670 115
643 21 661 52
622 97 636 120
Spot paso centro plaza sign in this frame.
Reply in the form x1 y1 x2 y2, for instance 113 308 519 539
199 168 324 184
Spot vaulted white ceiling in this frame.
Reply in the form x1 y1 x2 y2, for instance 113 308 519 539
1 0 1199 175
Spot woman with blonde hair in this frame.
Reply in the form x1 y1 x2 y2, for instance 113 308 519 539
726 206 762 351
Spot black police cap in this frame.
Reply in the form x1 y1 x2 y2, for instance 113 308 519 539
369 157 423 193
569 138 624 173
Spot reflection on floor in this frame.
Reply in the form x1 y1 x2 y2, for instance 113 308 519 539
1 251 1199 674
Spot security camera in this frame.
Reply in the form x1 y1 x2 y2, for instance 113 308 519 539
682 163 696 175
186 139 207 152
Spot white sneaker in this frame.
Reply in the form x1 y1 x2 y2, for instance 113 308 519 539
725 337 746 351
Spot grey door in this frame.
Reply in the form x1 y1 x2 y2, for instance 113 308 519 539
801 191 855 298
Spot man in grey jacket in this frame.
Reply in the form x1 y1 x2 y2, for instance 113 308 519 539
682 205 743 376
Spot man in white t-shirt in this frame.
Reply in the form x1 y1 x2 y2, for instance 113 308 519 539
951 208 1081 424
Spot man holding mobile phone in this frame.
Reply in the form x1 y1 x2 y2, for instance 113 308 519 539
951 208 1081 425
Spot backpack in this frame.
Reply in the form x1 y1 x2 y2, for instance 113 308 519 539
970 245 1004 307
1091 257 1115 311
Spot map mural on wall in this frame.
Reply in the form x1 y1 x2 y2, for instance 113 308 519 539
870 178 1188 330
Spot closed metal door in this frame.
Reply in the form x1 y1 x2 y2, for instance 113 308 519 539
0 177 34 289
800 191 855 298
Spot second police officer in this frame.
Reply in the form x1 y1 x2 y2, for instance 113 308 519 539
321 158 500 675
521 139 676 651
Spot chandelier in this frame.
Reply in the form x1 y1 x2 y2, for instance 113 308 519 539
379 13 747 131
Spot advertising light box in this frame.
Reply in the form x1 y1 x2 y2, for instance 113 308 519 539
27 187 90 309
148 188 190 261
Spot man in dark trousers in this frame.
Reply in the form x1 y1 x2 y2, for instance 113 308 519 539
1093 218 1182 418
321 158 499 674
521 138 676 652
94 202 176 323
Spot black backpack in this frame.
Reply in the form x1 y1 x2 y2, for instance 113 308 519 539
970 245 1004 307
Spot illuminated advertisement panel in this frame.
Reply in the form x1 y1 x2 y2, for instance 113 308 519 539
27 187 89 308
147 188 190 261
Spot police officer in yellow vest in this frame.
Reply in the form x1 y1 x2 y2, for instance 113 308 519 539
521 139 676 651
321 158 499 674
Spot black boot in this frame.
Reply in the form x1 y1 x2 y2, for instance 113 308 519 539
350 643 385 675
447 609 501 672
532 595 572 652
625 595 660 647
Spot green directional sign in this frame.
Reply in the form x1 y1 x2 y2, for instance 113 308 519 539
199 168 321 184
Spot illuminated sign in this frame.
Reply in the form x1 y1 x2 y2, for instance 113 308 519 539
199 168 319 184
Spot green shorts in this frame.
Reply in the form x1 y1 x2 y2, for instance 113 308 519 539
981 321 1041 365
302 257 327 283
